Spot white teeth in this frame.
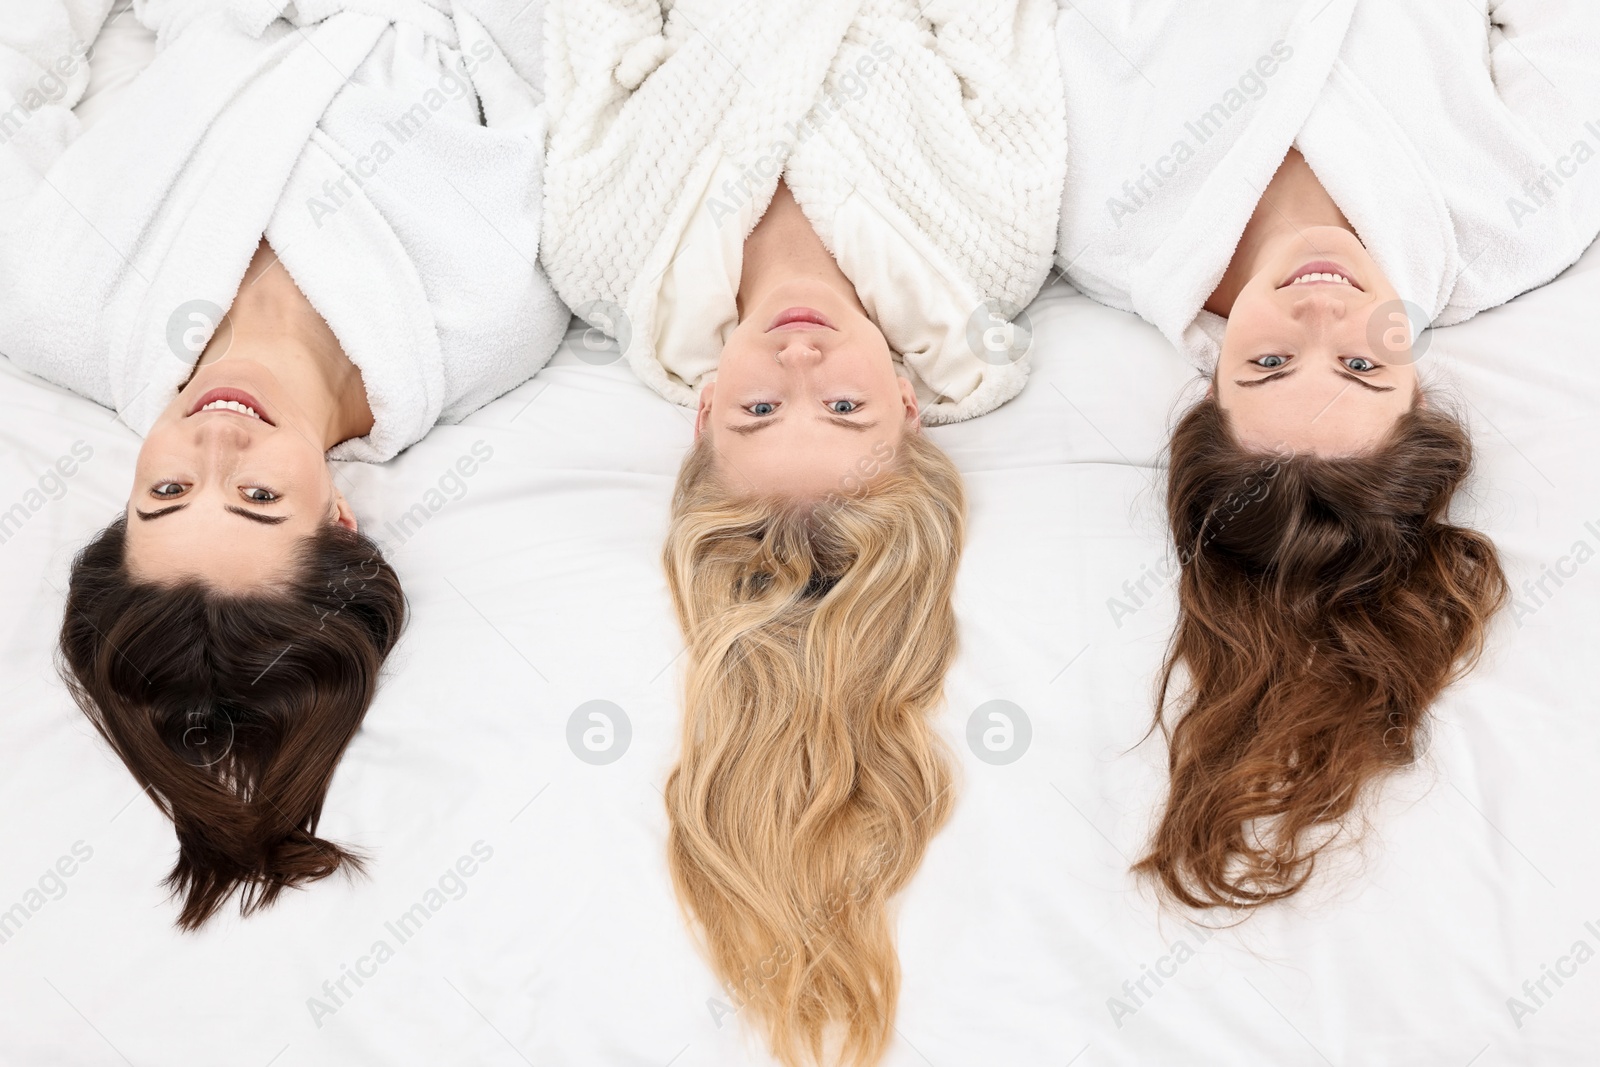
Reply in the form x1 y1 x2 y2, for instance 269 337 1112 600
200 399 261 419
1291 271 1352 286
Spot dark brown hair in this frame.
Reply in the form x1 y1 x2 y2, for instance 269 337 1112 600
1137 395 1507 909
60 517 405 929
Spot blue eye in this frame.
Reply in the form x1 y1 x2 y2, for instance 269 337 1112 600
1343 356 1377 372
1253 354 1288 369
748 402 776 416
829 399 857 414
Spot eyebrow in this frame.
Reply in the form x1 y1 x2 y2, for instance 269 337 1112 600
227 506 291 525
1335 370 1396 393
724 415 880 436
1232 366 1396 393
134 503 290 526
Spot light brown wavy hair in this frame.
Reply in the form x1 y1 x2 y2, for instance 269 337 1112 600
662 429 964 1067
1136 394 1507 910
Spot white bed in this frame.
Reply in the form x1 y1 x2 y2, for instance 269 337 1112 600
2 10 1599 1067
4 243 1598 1064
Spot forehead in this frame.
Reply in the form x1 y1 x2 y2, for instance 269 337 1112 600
123 506 308 588
712 426 902 497
1221 382 1411 456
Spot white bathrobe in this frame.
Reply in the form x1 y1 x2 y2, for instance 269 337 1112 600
1054 0 1600 372
540 0 1066 425
0 0 569 462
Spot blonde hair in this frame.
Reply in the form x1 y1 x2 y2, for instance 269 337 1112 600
662 429 965 1067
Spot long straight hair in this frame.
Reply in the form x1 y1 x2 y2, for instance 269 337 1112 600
662 430 964 1067
1137 397 1507 909
60 517 406 929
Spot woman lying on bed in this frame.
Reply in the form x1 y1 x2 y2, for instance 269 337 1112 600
1055 0 1600 910
540 2 1063 1063
0 0 567 928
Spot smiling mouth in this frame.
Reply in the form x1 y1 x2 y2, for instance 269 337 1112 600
1279 260 1363 292
767 307 836 332
189 387 275 425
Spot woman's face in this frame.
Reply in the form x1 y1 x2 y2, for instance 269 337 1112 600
125 353 354 589
1217 226 1419 455
694 279 918 498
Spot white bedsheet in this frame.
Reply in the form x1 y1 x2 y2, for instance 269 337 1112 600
2 234 1599 1063
2 5 1598 1063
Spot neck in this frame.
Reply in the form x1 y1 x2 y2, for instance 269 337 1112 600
737 180 866 320
1206 148 1355 318
196 241 374 449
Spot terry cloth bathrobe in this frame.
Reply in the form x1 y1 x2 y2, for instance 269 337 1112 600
1053 0 1600 372
540 0 1066 425
0 0 569 462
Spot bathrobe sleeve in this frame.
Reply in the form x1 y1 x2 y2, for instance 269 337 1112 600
0 1 112 198
0 0 122 404
1486 0 1600 142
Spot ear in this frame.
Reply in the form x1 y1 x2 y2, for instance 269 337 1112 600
693 381 715 439
331 487 359 532
898 375 921 433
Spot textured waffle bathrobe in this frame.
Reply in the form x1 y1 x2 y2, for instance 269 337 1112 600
540 0 1067 425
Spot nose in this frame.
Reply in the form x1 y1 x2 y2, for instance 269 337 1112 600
193 416 253 471
1289 288 1348 325
774 337 824 368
